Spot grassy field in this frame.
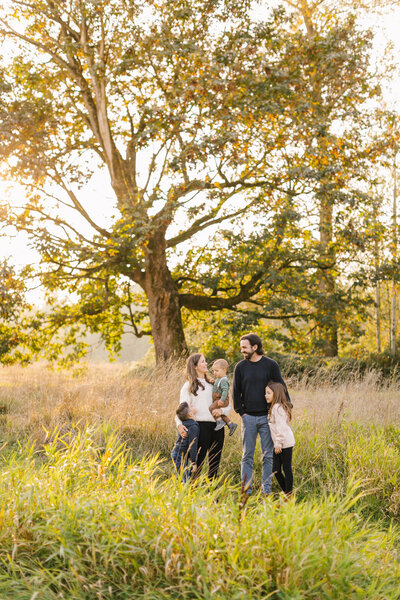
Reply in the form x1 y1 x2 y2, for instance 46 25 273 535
0 363 400 599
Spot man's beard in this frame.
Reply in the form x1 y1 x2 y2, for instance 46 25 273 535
244 350 255 360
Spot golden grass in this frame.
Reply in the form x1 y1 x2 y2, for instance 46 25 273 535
291 369 400 427
2 362 400 522
0 362 399 452
0 362 185 452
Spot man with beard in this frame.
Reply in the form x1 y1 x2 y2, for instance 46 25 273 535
233 333 290 496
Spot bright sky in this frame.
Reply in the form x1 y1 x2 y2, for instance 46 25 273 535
0 3 399 302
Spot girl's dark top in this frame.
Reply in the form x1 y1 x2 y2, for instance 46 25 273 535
172 418 200 463
233 356 290 416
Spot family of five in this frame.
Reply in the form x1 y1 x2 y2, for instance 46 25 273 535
172 332 295 496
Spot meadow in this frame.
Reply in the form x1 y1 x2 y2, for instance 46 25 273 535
0 363 400 599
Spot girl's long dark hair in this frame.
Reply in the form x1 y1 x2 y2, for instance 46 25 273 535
186 353 212 396
267 381 292 420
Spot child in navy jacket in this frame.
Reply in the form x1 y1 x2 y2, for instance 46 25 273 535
171 402 200 482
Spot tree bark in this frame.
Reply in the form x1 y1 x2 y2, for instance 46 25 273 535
292 0 339 357
373 200 381 353
142 233 188 363
391 152 397 356
376 282 381 353
318 195 338 357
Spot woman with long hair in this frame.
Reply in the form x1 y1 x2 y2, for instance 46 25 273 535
175 353 231 479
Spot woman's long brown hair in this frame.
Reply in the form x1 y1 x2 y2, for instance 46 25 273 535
186 353 212 396
267 381 292 420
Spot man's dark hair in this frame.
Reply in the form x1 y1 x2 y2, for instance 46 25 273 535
240 333 264 355
176 401 190 421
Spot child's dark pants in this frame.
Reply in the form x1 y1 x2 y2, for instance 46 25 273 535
272 446 293 494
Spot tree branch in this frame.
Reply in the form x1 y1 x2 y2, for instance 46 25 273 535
51 169 111 238
166 197 259 248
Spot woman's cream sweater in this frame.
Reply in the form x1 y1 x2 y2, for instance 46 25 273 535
175 378 231 425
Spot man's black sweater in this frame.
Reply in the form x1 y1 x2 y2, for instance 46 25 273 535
233 355 290 416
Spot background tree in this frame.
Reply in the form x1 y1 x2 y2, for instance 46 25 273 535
0 260 31 363
183 9 392 359
279 0 390 356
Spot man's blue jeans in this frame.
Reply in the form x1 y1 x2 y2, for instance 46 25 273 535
241 413 274 494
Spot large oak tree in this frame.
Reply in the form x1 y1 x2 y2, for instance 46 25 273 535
0 0 314 362
0 0 389 362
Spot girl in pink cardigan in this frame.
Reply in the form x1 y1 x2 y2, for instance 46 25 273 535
265 381 295 496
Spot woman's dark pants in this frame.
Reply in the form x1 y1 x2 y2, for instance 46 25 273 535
195 421 225 479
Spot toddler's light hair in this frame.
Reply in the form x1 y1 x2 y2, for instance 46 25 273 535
213 358 229 372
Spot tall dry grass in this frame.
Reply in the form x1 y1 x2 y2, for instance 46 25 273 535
1 361 400 518
0 361 185 455
1 362 399 443
292 369 400 428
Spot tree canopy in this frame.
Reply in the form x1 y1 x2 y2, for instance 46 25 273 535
0 0 397 363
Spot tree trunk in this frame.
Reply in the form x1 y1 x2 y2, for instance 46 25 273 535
373 201 381 353
143 233 188 363
289 0 339 357
391 286 396 356
376 282 381 353
391 153 397 356
317 195 338 356
387 283 391 349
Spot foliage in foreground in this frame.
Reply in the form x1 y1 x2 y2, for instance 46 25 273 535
0 427 399 600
